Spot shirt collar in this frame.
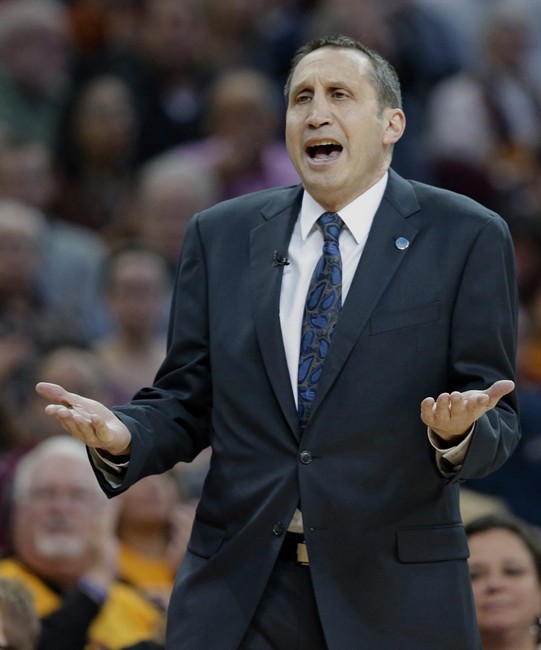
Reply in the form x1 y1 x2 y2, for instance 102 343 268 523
299 172 388 243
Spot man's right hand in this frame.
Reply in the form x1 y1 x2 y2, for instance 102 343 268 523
35 382 132 456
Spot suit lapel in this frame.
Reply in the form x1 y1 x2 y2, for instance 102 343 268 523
251 187 303 439
310 171 421 422
249 173 421 434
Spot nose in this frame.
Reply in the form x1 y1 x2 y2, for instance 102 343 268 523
306 95 332 128
48 494 77 513
483 571 507 593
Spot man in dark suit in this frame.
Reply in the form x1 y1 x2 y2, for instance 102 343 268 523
36 36 519 649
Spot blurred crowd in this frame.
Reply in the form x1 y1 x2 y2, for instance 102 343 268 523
0 0 540 648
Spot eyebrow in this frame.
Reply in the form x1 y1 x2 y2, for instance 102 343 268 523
290 79 353 96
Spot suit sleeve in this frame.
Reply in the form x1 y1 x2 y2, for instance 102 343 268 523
94 215 213 496
446 214 520 481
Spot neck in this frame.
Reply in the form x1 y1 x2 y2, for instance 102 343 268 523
312 167 389 214
481 628 538 650
22 555 87 591
118 524 169 557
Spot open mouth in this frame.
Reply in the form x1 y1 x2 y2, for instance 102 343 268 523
306 142 343 161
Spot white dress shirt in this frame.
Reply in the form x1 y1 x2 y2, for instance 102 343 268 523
280 174 388 398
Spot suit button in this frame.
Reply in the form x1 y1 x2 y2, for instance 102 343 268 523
299 450 312 464
272 522 285 536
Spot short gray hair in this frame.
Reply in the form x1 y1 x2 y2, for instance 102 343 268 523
284 34 402 111
12 437 99 500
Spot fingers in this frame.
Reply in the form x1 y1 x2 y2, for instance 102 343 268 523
422 390 489 418
422 380 514 420
38 382 101 437
44 403 91 423
36 382 131 454
421 380 515 441
41 401 109 448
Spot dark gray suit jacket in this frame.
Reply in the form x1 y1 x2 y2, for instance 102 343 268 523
103 170 520 649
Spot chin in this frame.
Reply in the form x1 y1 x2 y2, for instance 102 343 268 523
35 533 86 560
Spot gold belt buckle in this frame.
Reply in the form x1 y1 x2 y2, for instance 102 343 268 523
296 541 309 566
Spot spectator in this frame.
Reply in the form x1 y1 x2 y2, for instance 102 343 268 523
0 437 164 650
0 135 107 340
0 0 71 147
21 345 112 441
466 513 541 650
169 67 299 201
0 135 57 211
425 1 541 214
92 244 171 403
115 471 196 611
119 156 218 277
199 0 305 89
53 74 140 234
0 346 112 555
0 576 41 650
0 200 86 407
74 0 210 163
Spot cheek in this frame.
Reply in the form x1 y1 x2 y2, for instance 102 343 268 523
18 506 46 530
512 579 541 619
533 584 541 612
285 117 301 145
470 580 485 602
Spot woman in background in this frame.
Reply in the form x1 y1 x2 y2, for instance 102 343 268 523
466 513 541 650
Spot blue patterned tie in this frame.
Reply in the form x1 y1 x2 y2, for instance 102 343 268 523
297 212 344 429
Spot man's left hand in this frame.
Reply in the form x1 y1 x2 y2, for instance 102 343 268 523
421 379 515 444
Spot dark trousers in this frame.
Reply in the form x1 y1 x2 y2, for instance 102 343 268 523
238 559 328 650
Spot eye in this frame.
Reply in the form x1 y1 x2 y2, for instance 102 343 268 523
504 566 527 577
467 563 486 581
296 93 312 104
469 569 483 581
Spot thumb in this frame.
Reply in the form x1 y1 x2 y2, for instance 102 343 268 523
485 379 515 406
35 382 78 407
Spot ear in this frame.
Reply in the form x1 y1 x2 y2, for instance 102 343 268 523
382 108 406 145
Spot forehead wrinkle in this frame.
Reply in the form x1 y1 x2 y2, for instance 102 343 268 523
289 76 356 105
290 55 374 100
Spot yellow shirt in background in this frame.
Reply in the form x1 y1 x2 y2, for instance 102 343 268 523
118 541 174 610
0 557 163 650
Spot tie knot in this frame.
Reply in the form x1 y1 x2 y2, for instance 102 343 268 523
317 212 343 244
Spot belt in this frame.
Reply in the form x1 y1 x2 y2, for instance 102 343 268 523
278 532 310 566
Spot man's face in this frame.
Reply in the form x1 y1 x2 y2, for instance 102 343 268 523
285 47 404 211
107 251 169 334
14 456 106 583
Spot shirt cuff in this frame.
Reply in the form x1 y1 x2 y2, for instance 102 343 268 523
88 448 129 488
427 425 474 477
